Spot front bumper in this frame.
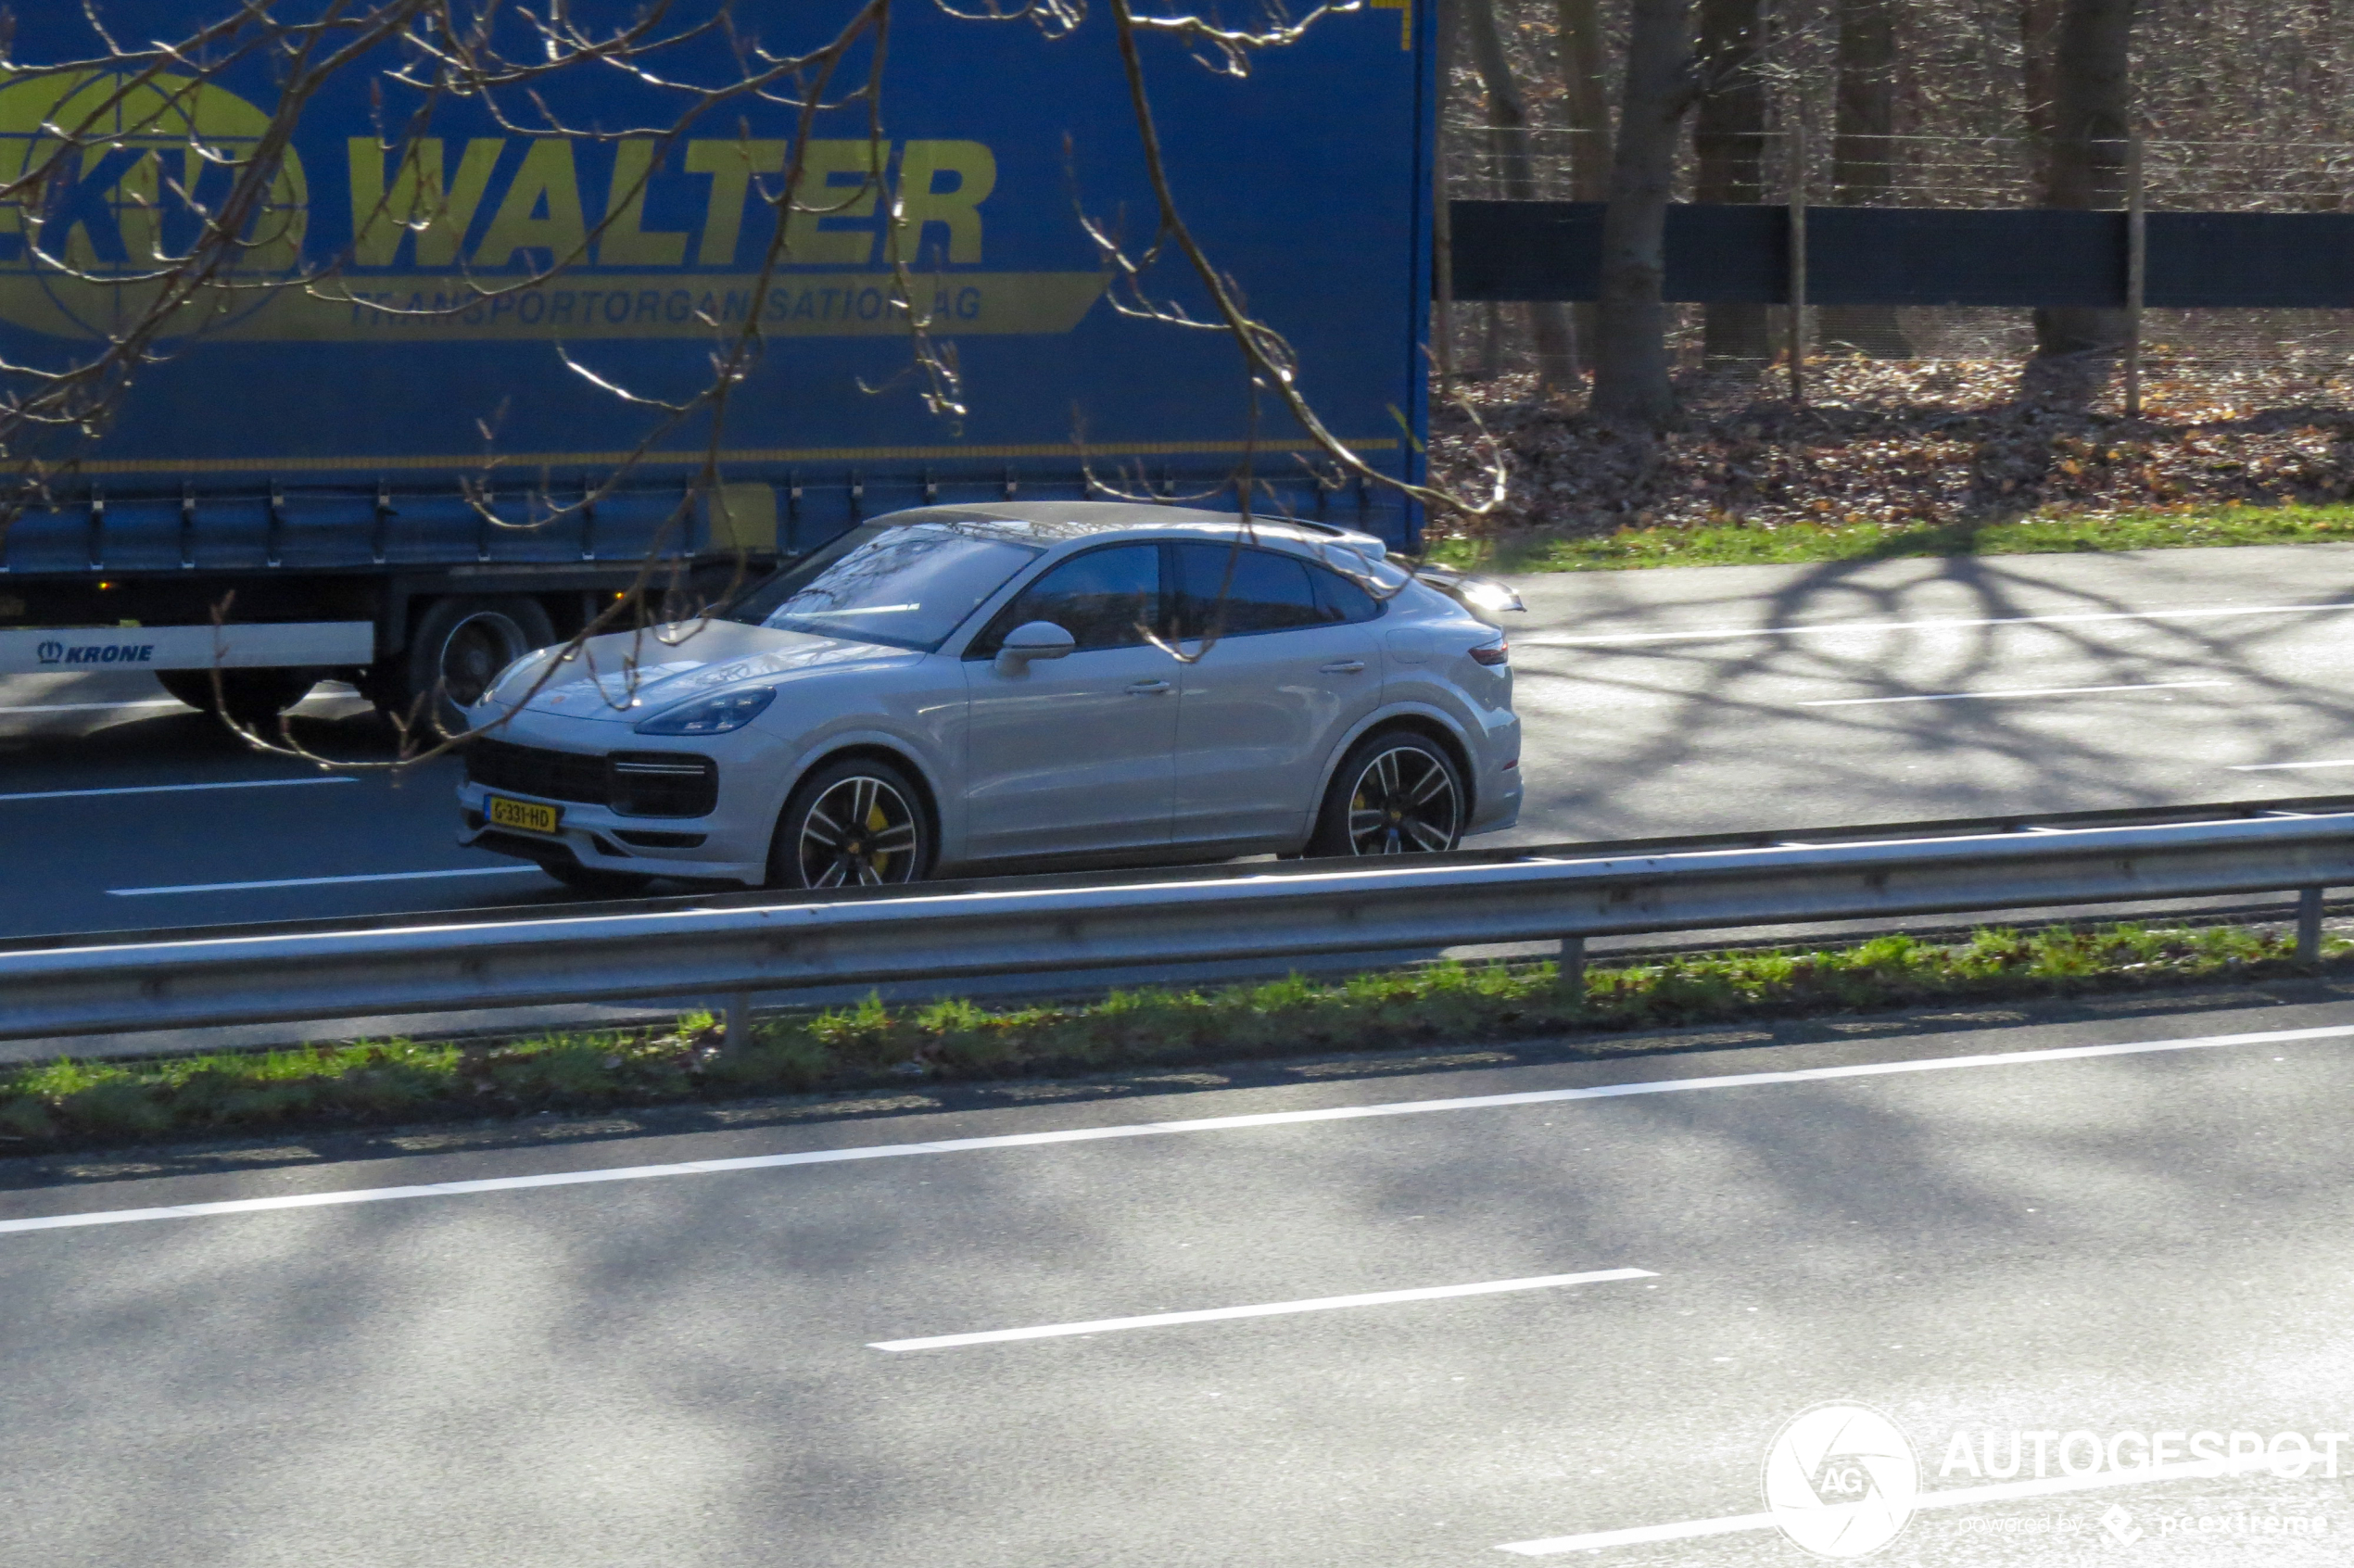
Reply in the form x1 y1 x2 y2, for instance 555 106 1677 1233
455 722 778 884
456 795 764 885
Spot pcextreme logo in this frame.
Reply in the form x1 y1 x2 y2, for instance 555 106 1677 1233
0 69 1103 342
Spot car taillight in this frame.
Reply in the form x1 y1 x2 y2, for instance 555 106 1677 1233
1470 638 1510 666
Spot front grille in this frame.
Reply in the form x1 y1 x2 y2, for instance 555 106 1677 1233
465 738 608 805
465 739 717 818
608 752 719 817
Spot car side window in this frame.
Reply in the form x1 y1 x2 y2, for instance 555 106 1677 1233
1309 562 1383 624
969 543 1162 656
1175 543 1328 638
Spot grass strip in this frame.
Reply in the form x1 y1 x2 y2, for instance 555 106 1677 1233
1427 503 2354 575
0 920 2335 1156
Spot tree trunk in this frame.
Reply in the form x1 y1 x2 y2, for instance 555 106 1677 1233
1434 0 1461 386
1555 0 1612 356
1460 0 1577 387
2019 0 2063 157
1593 0 1698 424
1693 0 1772 362
2032 0 2134 355
1555 0 1613 201
1819 0 1913 356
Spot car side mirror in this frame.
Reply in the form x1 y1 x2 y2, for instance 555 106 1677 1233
995 620 1077 671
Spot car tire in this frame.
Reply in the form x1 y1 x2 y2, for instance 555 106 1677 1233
158 668 322 730
1308 729 1466 858
767 755 932 889
539 860 655 898
381 595 556 736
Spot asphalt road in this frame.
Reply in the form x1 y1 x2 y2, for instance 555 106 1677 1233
1501 539 2354 844
8 542 2354 945
3 996 2349 1566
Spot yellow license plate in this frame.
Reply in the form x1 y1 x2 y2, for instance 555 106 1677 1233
487 795 563 834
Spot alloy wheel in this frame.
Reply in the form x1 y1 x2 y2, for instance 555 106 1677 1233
1345 744 1462 854
797 775 922 886
437 611 529 708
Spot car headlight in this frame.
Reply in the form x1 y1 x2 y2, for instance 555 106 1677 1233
633 687 776 735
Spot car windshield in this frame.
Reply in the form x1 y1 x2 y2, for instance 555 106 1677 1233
723 521 1044 651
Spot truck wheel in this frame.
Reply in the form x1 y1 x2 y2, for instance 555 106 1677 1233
158 669 321 730
383 596 555 735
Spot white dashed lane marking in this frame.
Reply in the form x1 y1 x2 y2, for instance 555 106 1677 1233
0 778 356 803
1798 680 2230 708
109 866 538 895
868 1269 1657 1351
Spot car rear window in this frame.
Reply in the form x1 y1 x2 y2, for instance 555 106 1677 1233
1175 542 1377 636
1311 563 1382 624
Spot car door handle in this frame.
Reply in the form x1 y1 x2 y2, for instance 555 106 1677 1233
1319 660 1367 674
1126 678 1172 694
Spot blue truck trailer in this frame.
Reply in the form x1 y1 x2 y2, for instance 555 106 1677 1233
0 1 1436 724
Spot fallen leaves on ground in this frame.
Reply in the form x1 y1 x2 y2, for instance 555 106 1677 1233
1427 353 2354 548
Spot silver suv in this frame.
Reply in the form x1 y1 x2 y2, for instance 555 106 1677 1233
457 501 1522 892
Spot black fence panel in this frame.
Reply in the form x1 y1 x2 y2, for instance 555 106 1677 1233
1448 202 1774 302
2145 211 2354 308
1812 209 2124 307
1449 201 2354 309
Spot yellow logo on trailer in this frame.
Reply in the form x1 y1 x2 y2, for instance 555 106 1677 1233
0 69 309 337
0 70 1100 342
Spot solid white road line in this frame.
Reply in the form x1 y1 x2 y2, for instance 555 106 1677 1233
868 1269 1657 1351
0 778 355 803
1798 679 2230 708
1497 1454 2304 1555
1527 601 2354 648
2 1020 2348 1239
2229 757 2354 771
1498 1511 1779 1555
0 700 187 715
109 866 539 895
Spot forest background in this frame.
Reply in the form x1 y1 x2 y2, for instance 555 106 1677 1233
1426 0 2354 551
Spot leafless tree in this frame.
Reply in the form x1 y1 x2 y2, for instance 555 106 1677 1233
1818 0 1912 355
1592 0 1700 424
1553 0 1615 202
1552 0 1613 355
2032 0 2136 355
1693 0 1772 362
2019 0 2065 155
1460 0 1580 386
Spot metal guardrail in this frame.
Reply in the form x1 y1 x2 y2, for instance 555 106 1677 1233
4 805 2352 1042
